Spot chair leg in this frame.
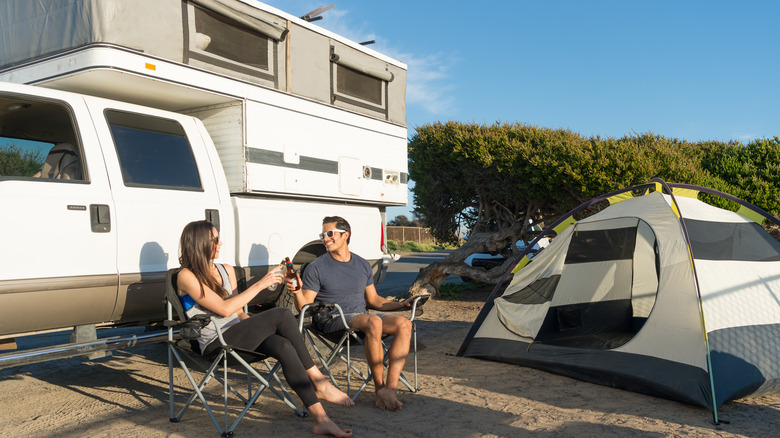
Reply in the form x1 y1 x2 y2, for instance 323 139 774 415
308 329 369 398
306 330 340 388
354 333 418 399
413 321 418 391
227 350 305 422
262 359 306 416
168 344 227 435
168 345 175 421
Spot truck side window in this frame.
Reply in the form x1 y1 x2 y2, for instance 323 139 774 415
105 110 202 190
0 95 84 181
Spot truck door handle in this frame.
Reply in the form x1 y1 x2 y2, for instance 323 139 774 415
205 209 220 231
90 204 111 233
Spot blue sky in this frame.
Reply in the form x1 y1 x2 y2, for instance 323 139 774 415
260 0 780 220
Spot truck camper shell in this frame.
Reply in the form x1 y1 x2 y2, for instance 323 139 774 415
0 0 408 203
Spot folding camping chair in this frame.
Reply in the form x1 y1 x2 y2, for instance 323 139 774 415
297 295 428 400
164 268 305 437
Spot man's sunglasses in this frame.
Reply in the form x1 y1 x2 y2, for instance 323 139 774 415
319 229 347 240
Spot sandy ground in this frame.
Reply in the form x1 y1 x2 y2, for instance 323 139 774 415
1 287 778 438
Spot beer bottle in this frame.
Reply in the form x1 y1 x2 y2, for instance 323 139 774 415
285 257 300 291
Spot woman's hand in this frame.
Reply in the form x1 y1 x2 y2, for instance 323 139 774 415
260 265 285 290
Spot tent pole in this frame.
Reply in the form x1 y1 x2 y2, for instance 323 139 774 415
650 178 720 424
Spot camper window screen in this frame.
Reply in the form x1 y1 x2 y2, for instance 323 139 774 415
335 64 383 106
192 6 270 73
105 111 202 190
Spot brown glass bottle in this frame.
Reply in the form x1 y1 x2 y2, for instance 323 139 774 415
284 257 300 290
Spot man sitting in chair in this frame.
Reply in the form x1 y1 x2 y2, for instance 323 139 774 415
292 216 414 411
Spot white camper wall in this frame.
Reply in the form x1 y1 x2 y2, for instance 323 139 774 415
243 98 407 203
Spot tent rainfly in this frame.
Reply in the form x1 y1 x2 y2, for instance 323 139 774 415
457 179 780 423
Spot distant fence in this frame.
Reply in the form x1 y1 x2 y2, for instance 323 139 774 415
386 226 435 244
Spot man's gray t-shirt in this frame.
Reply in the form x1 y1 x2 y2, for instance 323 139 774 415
302 252 373 315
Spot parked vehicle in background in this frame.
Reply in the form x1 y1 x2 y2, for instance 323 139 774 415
461 224 549 282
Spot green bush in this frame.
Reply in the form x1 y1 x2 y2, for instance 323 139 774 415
385 240 457 253
0 144 45 176
409 122 780 244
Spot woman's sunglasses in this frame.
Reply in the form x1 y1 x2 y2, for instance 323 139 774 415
318 229 346 240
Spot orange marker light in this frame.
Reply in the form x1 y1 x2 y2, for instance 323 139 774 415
145 63 156 71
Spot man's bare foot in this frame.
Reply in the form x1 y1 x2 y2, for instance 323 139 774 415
314 379 354 407
312 418 353 437
375 386 403 411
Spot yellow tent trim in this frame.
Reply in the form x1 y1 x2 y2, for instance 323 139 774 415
643 182 662 195
553 216 576 235
607 192 635 205
511 255 532 273
670 199 681 218
672 187 700 199
736 204 767 225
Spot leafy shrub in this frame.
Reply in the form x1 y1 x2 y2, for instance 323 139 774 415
0 144 45 176
385 240 456 253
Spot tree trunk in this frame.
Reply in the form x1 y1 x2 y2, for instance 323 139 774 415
408 222 527 298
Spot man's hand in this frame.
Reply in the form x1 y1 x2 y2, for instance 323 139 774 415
285 273 302 293
397 296 414 310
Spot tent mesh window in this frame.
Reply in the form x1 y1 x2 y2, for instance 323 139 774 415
535 222 656 350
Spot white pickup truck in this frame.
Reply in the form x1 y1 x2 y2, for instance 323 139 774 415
0 0 408 343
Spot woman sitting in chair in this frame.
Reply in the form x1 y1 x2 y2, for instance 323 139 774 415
177 220 353 437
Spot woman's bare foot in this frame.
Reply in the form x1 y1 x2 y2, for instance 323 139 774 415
308 403 353 437
314 379 354 407
312 418 353 437
375 386 402 411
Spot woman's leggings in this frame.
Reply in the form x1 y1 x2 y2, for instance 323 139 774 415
207 307 319 408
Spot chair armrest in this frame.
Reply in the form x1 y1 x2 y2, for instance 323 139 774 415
210 316 230 346
382 294 430 322
408 295 429 322
168 314 212 340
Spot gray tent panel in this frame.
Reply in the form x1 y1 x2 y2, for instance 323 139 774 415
686 219 780 261
466 337 713 408
709 324 780 406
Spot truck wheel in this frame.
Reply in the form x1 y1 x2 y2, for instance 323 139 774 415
274 287 297 313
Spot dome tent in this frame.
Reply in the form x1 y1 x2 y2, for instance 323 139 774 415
457 179 780 423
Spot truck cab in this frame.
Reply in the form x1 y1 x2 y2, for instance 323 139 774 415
0 82 232 335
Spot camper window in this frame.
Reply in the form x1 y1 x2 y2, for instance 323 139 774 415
186 4 276 84
336 64 382 105
330 47 390 116
105 111 202 191
0 96 84 181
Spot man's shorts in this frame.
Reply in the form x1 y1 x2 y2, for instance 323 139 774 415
319 311 387 333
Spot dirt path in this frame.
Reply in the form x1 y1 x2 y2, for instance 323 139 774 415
1 288 778 437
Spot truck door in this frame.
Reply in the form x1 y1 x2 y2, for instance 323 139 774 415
84 101 228 324
0 88 118 336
